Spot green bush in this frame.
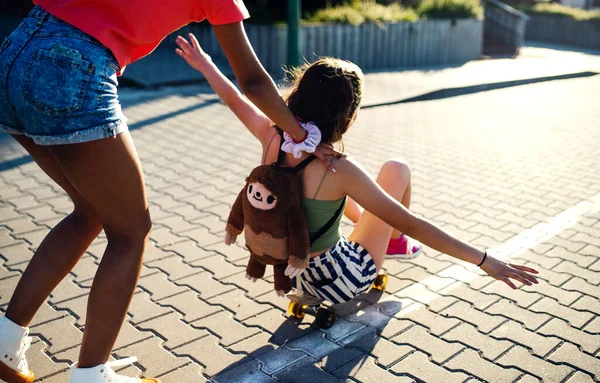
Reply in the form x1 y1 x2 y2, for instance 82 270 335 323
418 0 483 19
307 2 419 25
524 3 600 21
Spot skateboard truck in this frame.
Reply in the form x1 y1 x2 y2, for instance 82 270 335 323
287 273 388 329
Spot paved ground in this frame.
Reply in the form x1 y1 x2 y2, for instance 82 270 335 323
1 45 599 382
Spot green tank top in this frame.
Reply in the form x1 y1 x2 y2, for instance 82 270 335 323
300 196 347 253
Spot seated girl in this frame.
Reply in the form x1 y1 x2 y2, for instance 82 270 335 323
176 34 539 304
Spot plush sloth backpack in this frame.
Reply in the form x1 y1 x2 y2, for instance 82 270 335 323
225 129 344 294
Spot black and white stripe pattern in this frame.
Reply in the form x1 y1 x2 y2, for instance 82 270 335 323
292 237 377 304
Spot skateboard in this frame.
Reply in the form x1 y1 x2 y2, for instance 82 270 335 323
286 273 389 329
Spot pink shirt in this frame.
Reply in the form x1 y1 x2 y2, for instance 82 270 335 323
34 0 250 69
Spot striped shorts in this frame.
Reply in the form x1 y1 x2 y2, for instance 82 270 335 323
292 237 377 304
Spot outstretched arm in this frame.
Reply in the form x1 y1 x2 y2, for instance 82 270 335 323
339 157 539 289
176 33 274 144
211 22 305 141
176 29 342 170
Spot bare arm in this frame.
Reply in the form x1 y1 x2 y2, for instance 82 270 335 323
211 22 305 140
339 158 539 288
176 34 273 143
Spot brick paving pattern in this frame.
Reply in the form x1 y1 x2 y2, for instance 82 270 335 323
1 46 599 382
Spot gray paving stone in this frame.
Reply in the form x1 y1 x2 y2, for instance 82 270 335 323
156 362 207 383
439 281 501 310
485 298 553 331
547 342 600 381
275 360 340 383
159 290 222 322
390 351 468 382
497 346 573 382
208 289 270 321
0 241 34 266
176 270 235 299
172 332 246 377
31 316 82 355
570 295 600 316
26 338 70 380
193 310 260 347
563 277 600 298
390 325 464 364
128 292 173 325
481 281 542 309
444 349 522 383
564 371 597 383
114 337 190 378
164 239 217 262
212 360 276 383
440 300 506 333
529 297 594 329
537 318 600 354
189 254 244 279
138 312 207 349
490 320 562 358
227 331 277 359
137 272 187 301
145 255 202 281
441 323 514 360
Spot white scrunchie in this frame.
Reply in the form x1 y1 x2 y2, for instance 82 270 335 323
281 121 322 159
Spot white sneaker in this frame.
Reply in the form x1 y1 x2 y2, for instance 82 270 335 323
70 357 160 383
0 316 34 383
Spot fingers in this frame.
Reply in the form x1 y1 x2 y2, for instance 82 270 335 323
314 151 336 173
499 276 517 290
175 35 192 53
188 33 200 50
518 269 539 285
276 289 285 297
509 264 540 274
507 271 533 287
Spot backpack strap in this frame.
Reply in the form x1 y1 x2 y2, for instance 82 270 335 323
309 197 346 246
273 127 317 172
274 127 286 166
274 127 342 246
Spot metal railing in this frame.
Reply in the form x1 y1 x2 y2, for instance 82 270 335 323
484 0 530 55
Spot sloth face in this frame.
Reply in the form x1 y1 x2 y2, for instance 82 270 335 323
247 182 277 211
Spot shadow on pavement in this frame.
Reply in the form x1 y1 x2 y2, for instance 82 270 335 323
0 98 221 173
362 71 599 109
210 289 407 382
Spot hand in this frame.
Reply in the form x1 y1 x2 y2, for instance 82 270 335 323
314 143 346 173
245 273 257 283
480 254 539 289
224 230 238 246
284 264 304 278
175 33 212 72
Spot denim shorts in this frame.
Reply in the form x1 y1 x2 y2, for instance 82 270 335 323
0 6 127 145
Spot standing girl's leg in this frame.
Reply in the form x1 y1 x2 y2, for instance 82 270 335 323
45 132 152 368
348 159 413 271
5 135 103 326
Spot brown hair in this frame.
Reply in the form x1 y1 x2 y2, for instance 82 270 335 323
285 57 364 146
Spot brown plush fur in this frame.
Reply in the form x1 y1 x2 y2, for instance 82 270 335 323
226 165 310 293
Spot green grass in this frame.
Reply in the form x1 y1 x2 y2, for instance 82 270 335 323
307 2 418 25
306 0 483 25
523 3 600 21
418 0 483 19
